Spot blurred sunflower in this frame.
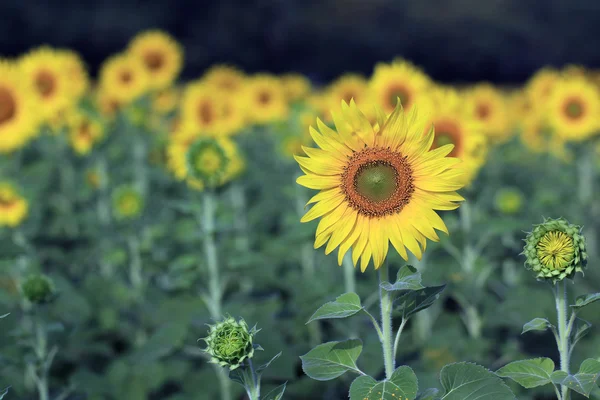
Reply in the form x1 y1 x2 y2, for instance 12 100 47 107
0 61 40 153
202 65 246 93
19 46 75 121
0 182 29 227
547 76 600 142
326 74 369 109
276 109 316 159
425 88 487 184
95 89 122 120
128 30 183 90
281 73 312 102
525 68 559 108
180 81 226 134
151 86 180 115
67 110 104 155
112 185 144 220
296 101 465 271
99 53 150 105
56 49 90 101
369 59 432 115
244 74 288 124
465 84 511 142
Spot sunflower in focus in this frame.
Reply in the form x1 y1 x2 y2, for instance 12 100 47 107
202 65 246 93
67 110 104 155
424 88 487 184
57 49 90 101
20 47 75 121
128 30 183 90
296 101 465 271
465 84 511 142
0 61 40 153
0 182 29 227
369 59 432 115
282 73 311 103
547 76 600 142
99 53 150 105
243 74 288 124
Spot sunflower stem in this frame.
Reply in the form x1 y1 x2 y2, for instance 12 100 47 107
342 253 358 338
33 313 50 400
127 235 143 295
379 261 395 379
246 359 261 400
577 145 597 259
392 317 407 360
229 182 250 253
555 280 571 400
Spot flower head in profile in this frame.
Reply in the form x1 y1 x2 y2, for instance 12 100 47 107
201 317 259 370
295 100 465 271
522 218 587 283
21 274 55 305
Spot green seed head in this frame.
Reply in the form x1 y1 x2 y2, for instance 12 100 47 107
201 317 258 370
522 218 587 284
186 138 229 187
21 274 55 305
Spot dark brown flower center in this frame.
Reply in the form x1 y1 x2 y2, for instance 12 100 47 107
432 119 462 157
341 147 414 217
120 70 133 84
198 101 214 124
563 98 585 120
386 84 411 109
144 51 165 72
476 102 490 119
35 70 56 98
0 87 16 125
258 91 271 105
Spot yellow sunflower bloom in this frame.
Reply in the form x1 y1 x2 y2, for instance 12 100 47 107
19 47 75 121
99 53 150 104
296 100 465 271
0 182 29 227
56 49 90 101
95 88 122 120
151 86 180 114
465 84 511 143
243 74 288 124
281 73 312 102
525 68 559 108
369 59 432 115
424 88 487 185
67 110 105 155
547 76 600 142
0 61 40 153
128 30 183 90
202 65 246 93
326 74 369 110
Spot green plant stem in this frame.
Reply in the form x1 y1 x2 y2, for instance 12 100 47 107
213 365 232 400
246 359 260 400
230 183 250 252
392 318 407 360
342 253 356 294
133 132 148 197
555 280 571 400
34 316 49 400
127 235 143 293
379 262 395 379
578 146 597 259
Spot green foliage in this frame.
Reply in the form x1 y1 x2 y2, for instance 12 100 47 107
300 339 363 381
496 358 555 389
551 359 600 397
349 366 418 400
438 362 515 399
307 292 363 323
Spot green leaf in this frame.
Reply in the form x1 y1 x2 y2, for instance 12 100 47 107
496 358 555 388
440 362 515 400
229 367 252 389
416 388 439 400
0 314 8 319
349 366 418 400
263 383 287 400
0 387 8 400
257 352 282 376
395 285 446 319
571 318 592 348
300 339 363 381
380 265 424 292
554 359 600 397
551 370 569 385
307 293 363 324
572 293 600 310
521 318 555 335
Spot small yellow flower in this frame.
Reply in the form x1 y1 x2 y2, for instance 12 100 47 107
494 187 524 215
67 111 104 156
151 86 180 114
243 74 289 124
112 186 144 220
99 53 150 104
128 30 183 90
465 84 511 143
202 65 246 93
0 182 29 227
281 73 311 102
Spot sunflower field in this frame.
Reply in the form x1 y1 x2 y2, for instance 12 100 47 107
1 29 600 400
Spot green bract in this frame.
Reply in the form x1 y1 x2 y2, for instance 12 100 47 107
21 274 55 304
186 138 229 186
202 317 257 370
522 218 587 284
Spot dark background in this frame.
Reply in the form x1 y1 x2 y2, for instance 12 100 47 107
1 0 599 85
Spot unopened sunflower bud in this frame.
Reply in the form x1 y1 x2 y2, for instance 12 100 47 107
21 274 55 304
522 218 587 283
494 187 524 215
201 317 257 370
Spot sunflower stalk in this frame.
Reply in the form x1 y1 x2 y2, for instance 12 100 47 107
378 261 395 379
31 312 57 400
555 280 572 400
342 253 358 338
127 235 143 294
229 182 250 253
577 146 597 259
410 253 434 344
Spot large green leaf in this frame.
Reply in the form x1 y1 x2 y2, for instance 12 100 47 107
300 339 363 381
307 293 363 324
496 358 555 388
380 265 424 292
262 383 287 400
440 362 515 399
552 359 600 397
571 293 600 310
349 366 418 400
395 285 446 319
416 388 439 400
521 318 555 335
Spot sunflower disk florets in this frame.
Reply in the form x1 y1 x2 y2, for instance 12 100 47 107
522 218 587 283
202 317 258 370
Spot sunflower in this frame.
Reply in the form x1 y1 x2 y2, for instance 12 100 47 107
0 61 40 153
281 73 312 102
56 49 90 101
179 81 227 134
95 88 122 120
547 76 600 142
112 185 144 220
275 109 316 159
325 74 368 111
525 68 559 108
128 30 183 90
243 74 288 124
98 53 150 105
424 88 487 184
295 101 465 271
369 59 432 115
19 47 75 121
67 110 104 155
202 65 247 93
151 86 180 115
0 182 29 227
465 84 511 142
